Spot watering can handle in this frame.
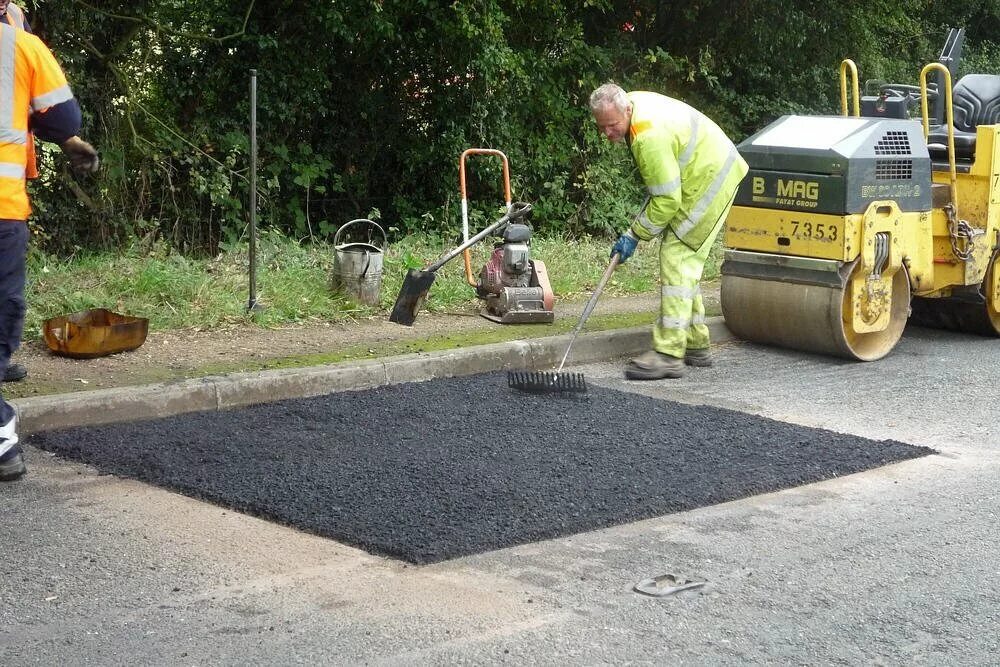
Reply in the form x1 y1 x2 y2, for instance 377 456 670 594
334 218 387 252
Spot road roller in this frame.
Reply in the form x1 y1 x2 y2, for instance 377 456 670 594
720 51 1000 360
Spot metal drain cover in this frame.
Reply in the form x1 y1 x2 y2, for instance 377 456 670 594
634 573 707 597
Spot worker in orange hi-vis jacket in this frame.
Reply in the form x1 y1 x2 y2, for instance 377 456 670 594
1 1 42 385
0 21 99 482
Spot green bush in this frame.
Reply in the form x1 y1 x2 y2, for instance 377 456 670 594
22 1 1000 255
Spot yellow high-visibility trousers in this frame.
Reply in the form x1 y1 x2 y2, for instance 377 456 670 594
652 213 728 358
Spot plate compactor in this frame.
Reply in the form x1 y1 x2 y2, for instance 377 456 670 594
475 220 554 324
459 148 553 324
721 28 1000 361
389 200 555 326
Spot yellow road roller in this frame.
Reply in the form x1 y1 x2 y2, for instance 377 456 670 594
721 51 1000 360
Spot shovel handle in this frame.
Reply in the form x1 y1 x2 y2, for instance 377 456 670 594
426 202 531 273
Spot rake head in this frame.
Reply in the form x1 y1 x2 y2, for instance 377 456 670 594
507 370 587 394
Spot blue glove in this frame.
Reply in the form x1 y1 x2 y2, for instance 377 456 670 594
611 230 639 263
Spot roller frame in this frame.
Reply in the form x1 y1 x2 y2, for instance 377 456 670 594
848 200 906 334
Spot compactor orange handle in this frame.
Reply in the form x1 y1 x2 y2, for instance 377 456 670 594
459 149 512 287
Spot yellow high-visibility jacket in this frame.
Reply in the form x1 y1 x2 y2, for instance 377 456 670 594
0 23 75 219
627 91 748 250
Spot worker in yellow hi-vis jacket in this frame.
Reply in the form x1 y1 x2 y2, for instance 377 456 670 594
590 82 748 380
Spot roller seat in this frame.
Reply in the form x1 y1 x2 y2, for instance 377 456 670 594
927 74 1000 162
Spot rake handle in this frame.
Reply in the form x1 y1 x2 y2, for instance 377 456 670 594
555 195 650 373
557 253 620 372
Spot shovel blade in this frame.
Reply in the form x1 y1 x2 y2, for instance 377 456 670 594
389 269 437 325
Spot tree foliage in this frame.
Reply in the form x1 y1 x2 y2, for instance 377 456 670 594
20 0 1000 253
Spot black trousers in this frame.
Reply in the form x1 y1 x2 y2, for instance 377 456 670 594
0 220 27 424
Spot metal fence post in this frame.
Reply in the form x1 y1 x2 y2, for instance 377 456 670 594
248 69 262 312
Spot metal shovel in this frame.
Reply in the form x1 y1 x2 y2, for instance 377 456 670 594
389 202 532 326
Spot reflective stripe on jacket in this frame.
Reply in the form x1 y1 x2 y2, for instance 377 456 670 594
4 5 39 179
627 91 748 250
3 3 26 29
0 23 73 219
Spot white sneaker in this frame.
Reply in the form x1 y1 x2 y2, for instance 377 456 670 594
0 413 24 481
0 413 17 458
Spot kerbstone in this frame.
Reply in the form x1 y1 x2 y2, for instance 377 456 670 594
13 319 732 436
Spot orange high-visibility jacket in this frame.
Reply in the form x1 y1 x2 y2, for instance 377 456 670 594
2 3 38 180
0 23 74 219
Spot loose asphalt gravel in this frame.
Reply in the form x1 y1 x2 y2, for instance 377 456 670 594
27 372 934 564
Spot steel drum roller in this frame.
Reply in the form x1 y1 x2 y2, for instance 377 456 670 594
721 257 911 361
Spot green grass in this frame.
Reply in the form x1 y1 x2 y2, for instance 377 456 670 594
24 229 725 339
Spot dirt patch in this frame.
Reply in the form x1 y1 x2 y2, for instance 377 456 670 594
5 284 720 399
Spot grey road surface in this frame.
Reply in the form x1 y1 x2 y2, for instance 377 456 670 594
2 324 998 665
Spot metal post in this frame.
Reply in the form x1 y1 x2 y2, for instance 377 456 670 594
248 69 262 312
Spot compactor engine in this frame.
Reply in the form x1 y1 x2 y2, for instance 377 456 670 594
476 221 554 324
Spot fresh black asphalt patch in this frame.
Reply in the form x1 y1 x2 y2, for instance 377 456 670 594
29 373 934 564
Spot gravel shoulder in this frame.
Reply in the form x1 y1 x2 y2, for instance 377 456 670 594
5 286 722 399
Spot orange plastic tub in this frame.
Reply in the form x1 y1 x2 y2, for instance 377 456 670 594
42 308 149 359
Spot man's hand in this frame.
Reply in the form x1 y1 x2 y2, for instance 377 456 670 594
61 136 99 174
611 229 639 263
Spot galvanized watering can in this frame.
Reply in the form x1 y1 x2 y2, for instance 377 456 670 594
330 218 386 306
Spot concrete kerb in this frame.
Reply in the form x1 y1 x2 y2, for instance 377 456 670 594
15 317 732 436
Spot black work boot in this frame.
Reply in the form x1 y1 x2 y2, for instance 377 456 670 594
0 445 25 481
4 362 27 382
625 350 685 380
